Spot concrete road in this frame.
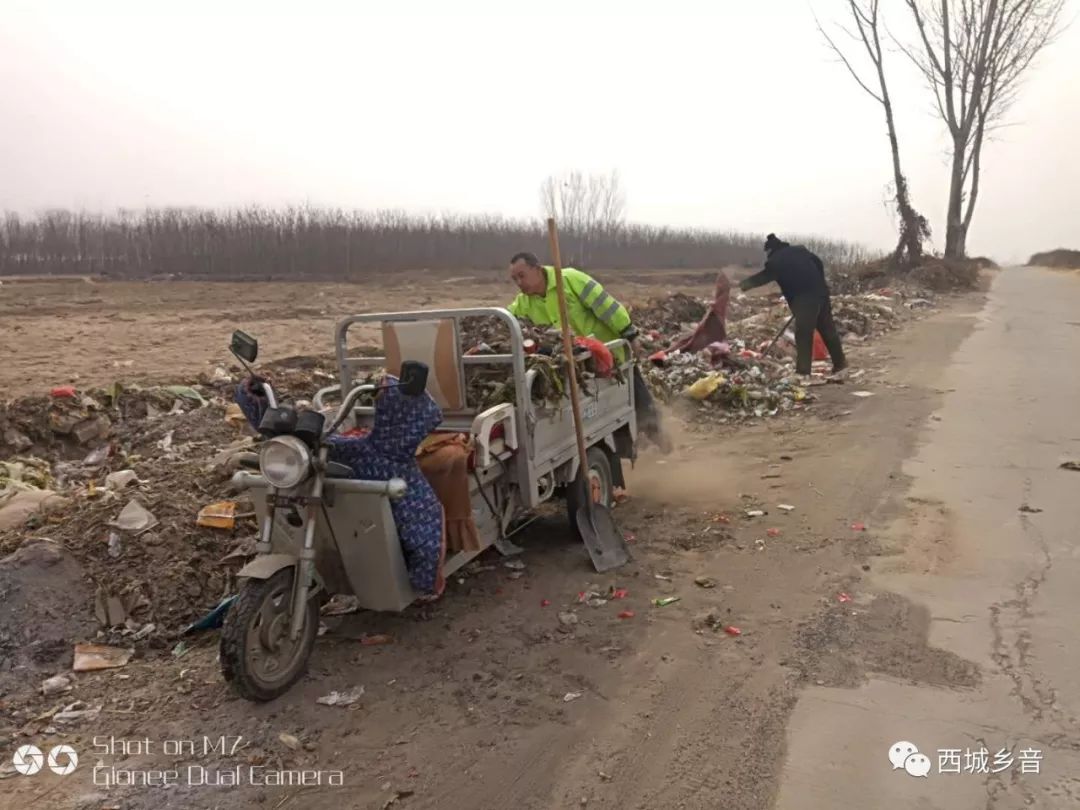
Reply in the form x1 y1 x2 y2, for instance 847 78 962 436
775 266 1080 808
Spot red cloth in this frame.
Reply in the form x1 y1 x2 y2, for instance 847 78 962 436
812 331 829 361
669 273 731 353
574 336 615 377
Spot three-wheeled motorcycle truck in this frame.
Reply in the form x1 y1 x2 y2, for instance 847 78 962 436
221 307 637 701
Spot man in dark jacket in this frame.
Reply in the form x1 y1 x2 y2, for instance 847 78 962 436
739 233 847 376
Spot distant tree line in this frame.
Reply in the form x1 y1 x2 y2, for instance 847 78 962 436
0 207 873 280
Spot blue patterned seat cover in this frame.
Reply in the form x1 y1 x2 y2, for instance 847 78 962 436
235 377 445 594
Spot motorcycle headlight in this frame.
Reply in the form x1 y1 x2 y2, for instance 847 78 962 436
259 436 312 489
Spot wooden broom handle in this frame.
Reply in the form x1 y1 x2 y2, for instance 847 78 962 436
546 218 590 471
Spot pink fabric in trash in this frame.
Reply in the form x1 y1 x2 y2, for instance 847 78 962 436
670 273 731 353
704 341 730 366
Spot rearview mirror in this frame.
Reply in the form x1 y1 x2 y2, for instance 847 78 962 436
399 361 429 397
230 330 258 364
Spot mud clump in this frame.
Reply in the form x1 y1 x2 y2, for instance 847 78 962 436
0 540 95 696
1028 248 1080 270
908 259 984 292
629 293 708 334
792 592 980 690
829 257 990 295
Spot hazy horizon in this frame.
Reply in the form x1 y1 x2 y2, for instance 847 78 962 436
2 0 1077 265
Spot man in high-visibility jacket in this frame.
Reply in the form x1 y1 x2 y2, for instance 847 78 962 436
507 251 672 453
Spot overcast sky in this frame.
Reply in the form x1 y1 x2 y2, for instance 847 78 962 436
1 0 1077 262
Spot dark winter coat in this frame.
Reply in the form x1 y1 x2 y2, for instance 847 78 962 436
741 242 830 303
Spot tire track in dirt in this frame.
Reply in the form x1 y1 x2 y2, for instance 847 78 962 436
988 475 1068 737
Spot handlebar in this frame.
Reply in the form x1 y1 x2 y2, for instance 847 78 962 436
313 384 341 412
260 382 279 410
325 383 377 436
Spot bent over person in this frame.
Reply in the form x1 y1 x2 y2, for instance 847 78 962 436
739 233 847 376
506 251 672 454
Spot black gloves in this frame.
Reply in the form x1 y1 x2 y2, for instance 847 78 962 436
244 375 269 397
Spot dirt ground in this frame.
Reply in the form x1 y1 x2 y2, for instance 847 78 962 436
0 272 985 810
0 271 721 400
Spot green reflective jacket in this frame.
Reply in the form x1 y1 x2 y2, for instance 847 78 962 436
507 266 632 357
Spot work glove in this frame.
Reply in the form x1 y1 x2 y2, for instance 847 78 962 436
243 375 270 398
620 325 639 344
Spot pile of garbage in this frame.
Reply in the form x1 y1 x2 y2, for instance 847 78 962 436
0 350 421 704
1028 248 1080 270
627 293 708 334
628 287 935 422
0 367 326 669
459 316 624 410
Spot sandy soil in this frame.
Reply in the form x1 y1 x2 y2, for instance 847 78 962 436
0 271 721 400
0 272 988 810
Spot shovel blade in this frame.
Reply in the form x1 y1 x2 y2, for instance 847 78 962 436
576 502 630 572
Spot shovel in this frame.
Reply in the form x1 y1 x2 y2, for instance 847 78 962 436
761 314 795 358
546 218 630 573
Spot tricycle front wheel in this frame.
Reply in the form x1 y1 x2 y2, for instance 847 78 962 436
220 568 317 702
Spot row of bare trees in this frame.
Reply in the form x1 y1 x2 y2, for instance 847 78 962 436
0 206 872 280
821 0 1065 262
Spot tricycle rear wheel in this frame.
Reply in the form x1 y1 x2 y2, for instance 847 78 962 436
566 445 615 541
220 568 317 702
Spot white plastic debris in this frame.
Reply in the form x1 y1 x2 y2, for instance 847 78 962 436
316 687 365 707
109 499 158 534
41 675 72 696
105 470 139 490
53 701 103 724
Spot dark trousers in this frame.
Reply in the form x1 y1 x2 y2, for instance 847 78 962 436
789 294 846 375
631 364 661 436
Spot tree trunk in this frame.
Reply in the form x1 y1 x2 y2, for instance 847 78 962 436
944 136 968 258
871 26 928 270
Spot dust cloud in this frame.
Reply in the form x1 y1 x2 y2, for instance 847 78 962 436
625 412 738 508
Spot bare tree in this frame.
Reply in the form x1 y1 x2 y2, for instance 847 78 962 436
819 0 932 268
900 0 1066 257
594 169 627 232
539 169 627 264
